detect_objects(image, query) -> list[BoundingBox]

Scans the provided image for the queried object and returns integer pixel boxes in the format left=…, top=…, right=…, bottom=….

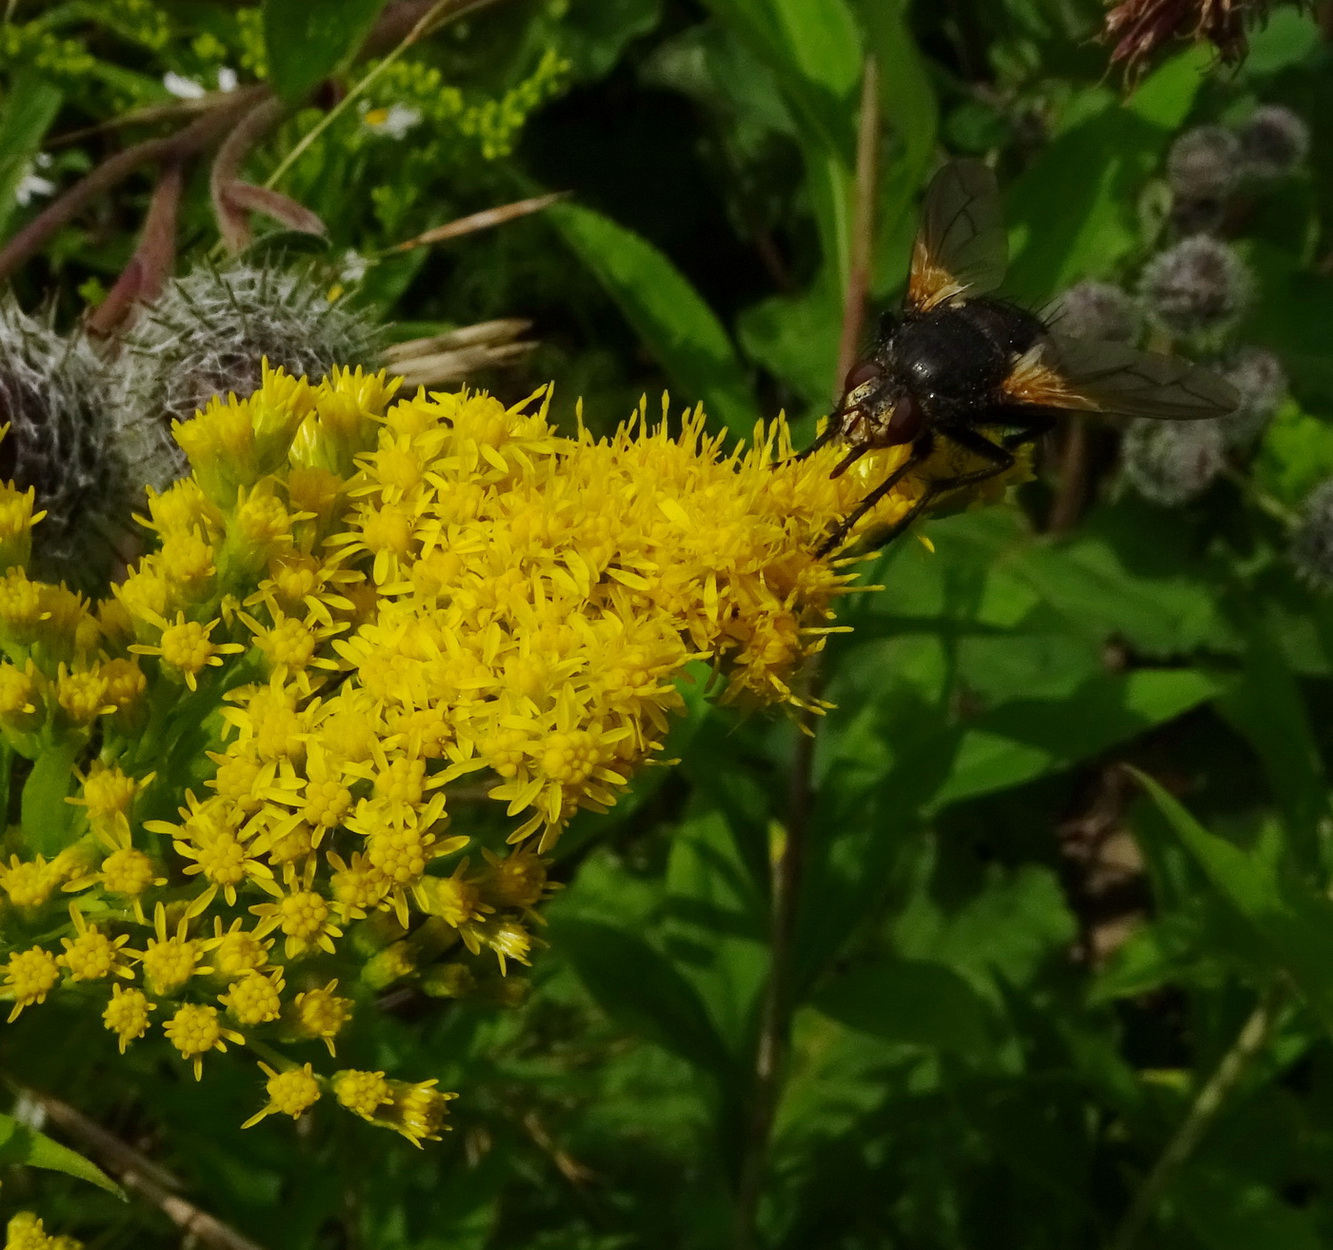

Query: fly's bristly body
left=812, top=160, right=1241, bottom=557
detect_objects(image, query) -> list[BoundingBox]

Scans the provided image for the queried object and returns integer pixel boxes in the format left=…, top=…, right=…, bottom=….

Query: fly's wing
left=1000, top=335, right=1240, bottom=421
left=907, top=160, right=1009, bottom=314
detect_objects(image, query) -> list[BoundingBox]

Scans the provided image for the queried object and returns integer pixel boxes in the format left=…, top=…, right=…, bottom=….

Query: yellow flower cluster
left=0, top=364, right=1020, bottom=1140
left=3, top=1212, right=81, bottom=1250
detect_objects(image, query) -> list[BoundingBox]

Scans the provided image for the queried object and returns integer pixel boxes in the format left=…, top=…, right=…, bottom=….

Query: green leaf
left=1175, top=1170, right=1323, bottom=1250
left=812, top=959, right=994, bottom=1059
left=0, top=74, right=62, bottom=241
left=1012, top=507, right=1234, bottom=657
left=1215, top=611, right=1329, bottom=871
left=1005, top=50, right=1206, bottom=304
left=261, top=0, right=387, bottom=104
left=22, top=739, right=82, bottom=856
left=698, top=0, right=858, bottom=156
left=663, top=803, right=768, bottom=1052
left=0, top=1113, right=125, bottom=1198
left=928, top=668, right=1224, bottom=812
left=736, top=278, right=841, bottom=406
left=548, top=203, right=756, bottom=435
left=1239, top=5, right=1321, bottom=77
left=1130, top=768, right=1333, bottom=1035
left=547, top=916, right=735, bottom=1077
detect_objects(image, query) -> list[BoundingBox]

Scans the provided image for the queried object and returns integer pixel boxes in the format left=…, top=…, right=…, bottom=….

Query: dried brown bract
left=1103, top=0, right=1302, bottom=79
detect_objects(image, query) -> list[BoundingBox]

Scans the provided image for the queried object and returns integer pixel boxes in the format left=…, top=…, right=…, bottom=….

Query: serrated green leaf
left=261, top=0, right=387, bottom=104
left=548, top=203, right=755, bottom=435
left=0, top=1113, right=125, bottom=1198
left=1130, top=768, right=1333, bottom=1035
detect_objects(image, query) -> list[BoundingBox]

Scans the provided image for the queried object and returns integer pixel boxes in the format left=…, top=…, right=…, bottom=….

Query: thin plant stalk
left=1105, top=988, right=1281, bottom=1250
left=733, top=56, right=880, bottom=1250
left=262, top=0, right=503, bottom=193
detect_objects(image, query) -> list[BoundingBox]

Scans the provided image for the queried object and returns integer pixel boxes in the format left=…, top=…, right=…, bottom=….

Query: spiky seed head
left=1167, top=125, right=1242, bottom=202
left=0, top=296, right=131, bottom=591
left=1121, top=417, right=1225, bottom=506
left=1217, top=346, right=1286, bottom=447
left=1291, top=479, right=1333, bottom=589
left=1238, top=105, right=1309, bottom=179
left=1139, top=236, right=1252, bottom=340
left=114, top=261, right=381, bottom=488
left=1051, top=281, right=1141, bottom=343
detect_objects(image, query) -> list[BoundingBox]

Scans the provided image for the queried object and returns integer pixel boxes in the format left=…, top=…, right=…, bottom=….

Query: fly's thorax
left=890, top=308, right=1012, bottom=409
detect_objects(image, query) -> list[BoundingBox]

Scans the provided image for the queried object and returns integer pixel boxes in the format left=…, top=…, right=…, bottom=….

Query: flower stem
left=262, top=0, right=503, bottom=192
left=733, top=666, right=822, bottom=1250
left=1105, top=988, right=1281, bottom=1250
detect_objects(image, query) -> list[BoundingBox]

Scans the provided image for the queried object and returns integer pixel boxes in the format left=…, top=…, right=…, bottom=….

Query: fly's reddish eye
left=842, top=360, right=880, bottom=394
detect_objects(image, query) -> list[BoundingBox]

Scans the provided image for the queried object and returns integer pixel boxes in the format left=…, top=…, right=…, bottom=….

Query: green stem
left=262, top=0, right=476, bottom=192
left=733, top=664, right=823, bottom=1250
left=1105, top=988, right=1281, bottom=1250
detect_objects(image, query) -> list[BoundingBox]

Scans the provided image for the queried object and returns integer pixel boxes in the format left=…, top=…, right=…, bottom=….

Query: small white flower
left=15, top=158, right=55, bottom=206
left=339, top=251, right=369, bottom=284
left=163, top=71, right=206, bottom=100
left=216, top=66, right=239, bottom=93
left=360, top=103, right=423, bottom=140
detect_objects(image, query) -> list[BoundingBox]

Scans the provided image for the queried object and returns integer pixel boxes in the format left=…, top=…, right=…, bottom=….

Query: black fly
left=810, top=160, right=1239, bottom=557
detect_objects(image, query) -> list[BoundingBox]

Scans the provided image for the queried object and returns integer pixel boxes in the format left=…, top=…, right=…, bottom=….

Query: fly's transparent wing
left=1000, top=337, right=1238, bottom=421
left=1045, top=336, right=1240, bottom=421
left=907, top=160, right=1009, bottom=313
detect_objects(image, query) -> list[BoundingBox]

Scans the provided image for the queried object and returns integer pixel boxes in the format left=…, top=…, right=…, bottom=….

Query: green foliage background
left=6, top=1, right=1333, bottom=1247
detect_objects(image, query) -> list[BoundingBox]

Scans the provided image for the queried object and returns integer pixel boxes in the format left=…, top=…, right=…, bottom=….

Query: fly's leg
left=790, top=421, right=839, bottom=463
left=815, top=434, right=932, bottom=558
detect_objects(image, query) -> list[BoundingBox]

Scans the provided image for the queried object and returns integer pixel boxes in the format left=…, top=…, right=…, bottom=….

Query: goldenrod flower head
left=385, top=1078, right=456, bottom=1146
left=4, top=945, right=58, bottom=1019
left=95, top=846, right=164, bottom=897
left=102, top=984, right=155, bottom=1052
left=99, top=656, right=147, bottom=718
left=0, top=660, right=40, bottom=733
left=164, top=1002, right=243, bottom=1079
left=289, top=980, right=353, bottom=1054
left=0, top=854, right=61, bottom=909
left=331, top=1068, right=393, bottom=1119
left=210, top=917, right=272, bottom=979
left=0, top=482, right=42, bottom=572
left=138, top=902, right=211, bottom=994
left=54, top=662, right=112, bottom=727
left=480, top=848, right=552, bottom=911
left=0, top=568, right=45, bottom=650
left=5, top=1211, right=72, bottom=1250
left=479, top=916, right=538, bottom=976
left=251, top=884, right=342, bottom=958
left=219, top=967, right=284, bottom=1025
left=70, top=762, right=150, bottom=843
left=157, top=530, right=217, bottom=601
left=58, top=907, right=131, bottom=981
left=415, top=861, right=492, bottom=929
left=139, top=477, right=224, bottom=544
left=242, top=1061, right=322, bottom=1128
left=4, top=1212, right=45, bottom=1250
left=129, top=612, right=241, bottom=690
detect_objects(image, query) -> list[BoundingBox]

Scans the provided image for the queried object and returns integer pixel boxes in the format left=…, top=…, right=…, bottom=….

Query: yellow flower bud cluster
left=0, top=363, right=1018, bottom=1138
left=3, top=1212, right=82, bottom=1250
